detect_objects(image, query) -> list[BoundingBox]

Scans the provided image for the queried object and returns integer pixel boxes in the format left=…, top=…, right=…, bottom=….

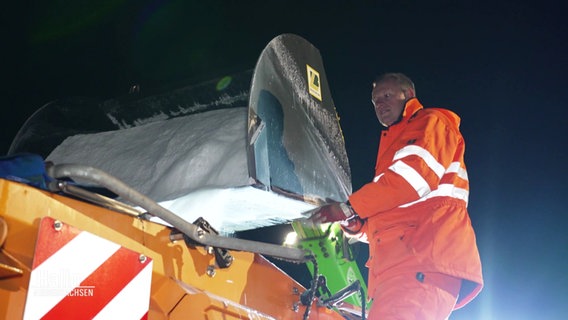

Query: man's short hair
left=373, top=73, right=416, bottom=97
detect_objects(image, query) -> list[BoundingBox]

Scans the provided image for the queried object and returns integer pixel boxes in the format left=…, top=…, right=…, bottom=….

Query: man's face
left=371, top=79, right=407, bottom=127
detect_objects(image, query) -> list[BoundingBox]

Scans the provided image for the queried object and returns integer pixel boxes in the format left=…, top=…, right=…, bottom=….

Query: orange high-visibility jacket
left=348, top=98, right=483, bottom=309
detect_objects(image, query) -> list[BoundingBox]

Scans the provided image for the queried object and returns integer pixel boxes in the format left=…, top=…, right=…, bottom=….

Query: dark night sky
left=4, top=1, right=568, bottom=318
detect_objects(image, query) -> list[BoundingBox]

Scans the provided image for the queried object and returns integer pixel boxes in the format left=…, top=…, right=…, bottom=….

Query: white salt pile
left=47, top=107, right=314, bottom=234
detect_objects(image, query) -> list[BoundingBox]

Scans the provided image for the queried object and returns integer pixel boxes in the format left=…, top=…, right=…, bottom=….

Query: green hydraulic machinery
left=292, top=219, right=371, bottom=313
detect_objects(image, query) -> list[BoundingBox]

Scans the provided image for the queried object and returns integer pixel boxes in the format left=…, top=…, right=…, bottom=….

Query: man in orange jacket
left=309, top=73, right=483, bottom=319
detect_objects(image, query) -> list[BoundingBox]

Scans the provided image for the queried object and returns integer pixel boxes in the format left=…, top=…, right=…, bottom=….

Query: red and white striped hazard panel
left=23, top=217, right=153, bottom=320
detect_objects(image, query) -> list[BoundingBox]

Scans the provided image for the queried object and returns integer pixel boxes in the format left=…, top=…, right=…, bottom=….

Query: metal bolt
left=53, top=220, right=63, bottom=231
left=206, top=265, right=216, bottom=277
left=139, top=254, right=147, bottom=264
left=197, top=228, right=205, bottom=238
left=292, top=287, right=300, bottom=295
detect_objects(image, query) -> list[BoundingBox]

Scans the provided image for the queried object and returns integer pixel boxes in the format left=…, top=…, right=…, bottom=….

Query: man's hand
left=308, top=202, right=355, bottom=224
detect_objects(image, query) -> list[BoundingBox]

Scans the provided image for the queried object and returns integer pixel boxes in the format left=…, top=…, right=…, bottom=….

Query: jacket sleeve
left=349, top=112, right=459, bottom=218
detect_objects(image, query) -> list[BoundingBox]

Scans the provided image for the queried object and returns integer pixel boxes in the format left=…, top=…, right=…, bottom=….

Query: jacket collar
left=389, top=98, right=423, bottom=127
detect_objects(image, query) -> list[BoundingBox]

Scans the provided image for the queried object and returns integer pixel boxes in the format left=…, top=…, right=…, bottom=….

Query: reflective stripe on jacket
left=348, top=98, right=483, bottom=309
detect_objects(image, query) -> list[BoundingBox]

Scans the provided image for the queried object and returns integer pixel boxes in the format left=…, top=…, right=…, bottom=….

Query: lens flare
left=216, top=76, right=232, bottom=91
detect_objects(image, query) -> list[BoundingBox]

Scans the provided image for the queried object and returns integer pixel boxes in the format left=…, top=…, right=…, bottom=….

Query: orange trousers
left=368, top=272, right=461, bottom=320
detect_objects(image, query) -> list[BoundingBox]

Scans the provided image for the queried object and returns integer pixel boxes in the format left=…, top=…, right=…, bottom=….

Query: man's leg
left=368, top=272, right=461, bottom=320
